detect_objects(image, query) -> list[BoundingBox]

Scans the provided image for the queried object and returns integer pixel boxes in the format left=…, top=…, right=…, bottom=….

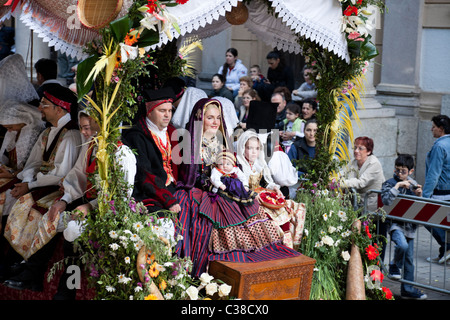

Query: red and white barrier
left=383, top=197, right=450, bottom=227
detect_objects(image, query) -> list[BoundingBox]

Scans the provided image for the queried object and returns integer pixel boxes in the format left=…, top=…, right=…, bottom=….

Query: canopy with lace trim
left=1, top=0, right=349, bottom=62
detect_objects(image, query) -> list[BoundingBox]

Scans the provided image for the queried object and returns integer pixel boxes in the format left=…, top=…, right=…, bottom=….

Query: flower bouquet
left=259, top=190, right=286, bottom=210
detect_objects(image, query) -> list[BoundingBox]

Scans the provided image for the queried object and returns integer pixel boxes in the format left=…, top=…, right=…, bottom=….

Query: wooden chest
left=209, top=254, right=316, bottom=300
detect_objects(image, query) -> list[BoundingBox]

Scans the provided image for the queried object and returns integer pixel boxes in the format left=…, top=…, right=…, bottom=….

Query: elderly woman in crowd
left=342, top=136, right=385, bottom=212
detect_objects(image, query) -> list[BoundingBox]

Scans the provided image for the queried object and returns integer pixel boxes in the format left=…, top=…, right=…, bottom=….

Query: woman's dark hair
left=242, top=88, right=260, bottom=101
left=302, top=98, right=317, bottom=111
left=432, top=114, right=450, bottom=134
left=273, top=86, right=292, bottom=102
left=212, top=73, right=226, bottom=85
left=286, top=102, right=301, bottom=115
left=304, top=118, right=318, bottom=129
left=354, top=136, right=374, bottom=155
left=221, top=48, right=238, bottom=80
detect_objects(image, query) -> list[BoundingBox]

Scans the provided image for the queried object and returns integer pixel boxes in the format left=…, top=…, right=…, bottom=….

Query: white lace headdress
left=0, top=100, right=45, bottom=170
left=171, top=86, right=207, bottom=129
left=0, top=53, right=40, bottom=105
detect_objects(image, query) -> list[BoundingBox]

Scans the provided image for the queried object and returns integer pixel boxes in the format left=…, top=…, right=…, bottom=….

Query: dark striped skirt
left=174, top=188, right=300, bottom=278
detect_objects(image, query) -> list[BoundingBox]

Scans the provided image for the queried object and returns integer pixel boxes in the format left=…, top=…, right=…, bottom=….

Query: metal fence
left=363, top=189, right=450, bottom=295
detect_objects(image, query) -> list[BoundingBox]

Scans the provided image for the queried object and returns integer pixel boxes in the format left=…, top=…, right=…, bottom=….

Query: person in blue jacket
left=422, top=115, right=450, bottom=264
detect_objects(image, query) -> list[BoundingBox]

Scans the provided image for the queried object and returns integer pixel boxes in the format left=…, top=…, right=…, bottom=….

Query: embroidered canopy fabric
left=2, top=0, right=349, bottom=61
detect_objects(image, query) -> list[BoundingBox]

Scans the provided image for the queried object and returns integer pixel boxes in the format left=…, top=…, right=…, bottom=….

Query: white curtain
left=8, top=0, right=348, bottom=61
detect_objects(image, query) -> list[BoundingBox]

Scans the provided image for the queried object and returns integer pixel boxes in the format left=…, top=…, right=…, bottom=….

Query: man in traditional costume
left=47, top=110, right=136, bottom=300
left=2, top=83, right=81, bottom=291
left=123, top=87, right=180, bottom=215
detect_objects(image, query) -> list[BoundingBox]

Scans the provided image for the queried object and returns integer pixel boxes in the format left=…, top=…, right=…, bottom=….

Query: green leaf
left=137, top=27, right=160, bottom=47
left=76, top=54, right=99, bottom=102
left=110, top=15, right=133, bottom=42
left=361, top=39, right=378, bottom=60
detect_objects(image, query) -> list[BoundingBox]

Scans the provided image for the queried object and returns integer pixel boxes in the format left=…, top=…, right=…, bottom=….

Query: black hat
left=163, top=77, right=186, bottom=101
left=143, top=87, right=176, bottom=102
left=245, top=100, right=278, bottom=131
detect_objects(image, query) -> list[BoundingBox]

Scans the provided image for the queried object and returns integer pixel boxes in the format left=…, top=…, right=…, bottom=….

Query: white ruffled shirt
left=18, top=113, right=82, bottom=190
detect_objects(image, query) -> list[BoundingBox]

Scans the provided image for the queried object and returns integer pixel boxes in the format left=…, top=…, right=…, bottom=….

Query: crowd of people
left=0, top=48, right=448, bottom=302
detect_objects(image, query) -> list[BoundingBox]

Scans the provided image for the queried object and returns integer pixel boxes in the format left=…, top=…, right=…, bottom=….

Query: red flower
left=365, top=225, right=372, bottom=239
left=365, top=244, right=379, bottom=260
left=175, top=0, right=189, bottom=4
left=370, top=269, right=384, bottom=283
left=344, top=5, right=358, bottom=16
left=382, top=287, right=393, bottom=300
left=357, top=0, right=363, bottom=5
left=146, top=0, right=158, bottom=13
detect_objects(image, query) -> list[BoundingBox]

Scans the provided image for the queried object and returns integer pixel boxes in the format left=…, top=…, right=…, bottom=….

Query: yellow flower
left=144, top=294, right=158, bottom=300
left=159, top=280, right=167, bottom=291
left=149, top=262, right=159, bottom=278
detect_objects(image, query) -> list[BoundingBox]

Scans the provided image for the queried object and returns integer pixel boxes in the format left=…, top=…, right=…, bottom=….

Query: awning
left=1, top=0, right=349, bottom=62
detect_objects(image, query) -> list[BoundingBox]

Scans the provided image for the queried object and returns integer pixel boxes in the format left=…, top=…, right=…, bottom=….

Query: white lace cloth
left=0, top=54, right=40, bottom=104
left=0, top=100, right=45, bottom=170
left=8, top=0, right=348, bottom=61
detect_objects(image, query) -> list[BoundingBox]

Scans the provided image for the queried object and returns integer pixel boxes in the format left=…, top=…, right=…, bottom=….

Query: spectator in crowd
left=381, top=154, right=427, bottom=300
left=234, top=76, right=253, bottom=116
left=210, top=73, right=233, bottom=102
left=422, top=115, right=450, bottom=264
left=288, top=119, right=318, bottom=177
left=272, top=92, right=287, bottom=130
left=292, top=66, right=317, bottom=102
left=265, top=51, right=295, bottom=94
left=217, top=48, right=247, bottom=98
left=34, top=58, right=61, bottom=99
left=341, top=136, right=385, bottom=212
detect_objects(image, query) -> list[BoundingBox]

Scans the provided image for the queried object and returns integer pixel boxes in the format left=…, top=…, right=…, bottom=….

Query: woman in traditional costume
left=0, top=100, right=45, bottom=223
left=174, top=98, right=299, bottom=277
left=236, top=130, right=306, bottom=250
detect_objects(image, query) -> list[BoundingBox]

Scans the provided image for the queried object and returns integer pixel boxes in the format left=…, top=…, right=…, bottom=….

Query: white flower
left=322, top=213, right=328, bottom=221
left=205, top=283, right=218, bottom=296
left=164, top=292, right=173, bottom=300
left=186, top=286, right=199, bottom=300
left=134, top=240, right=143, bottom=251
left=133, top=221, right=144, bottom=232
left=139, top=12, right=159, bottom=32
left=338, top=211, right=347, bottom=222
left=134, top=286, right=143, bottom=292
left=118, top=274, right=132, bottom=284
left=124, top=256, right=130, bottom=264
left=130, top=233, right=140, bottom=242
left=109, top=230, right=118, bottom=239
left=199, top=273, right=214, bottom=285
left=109, top=243, right=119, bottom=251
left=218, top=283, right=232, bottom=297
left=304, top=229, right=309, bottom=237
left=314, top=241, right=323, bottom=248
left=123, top=229, right=132, bottom=235
left=341, top=251, right=351, bottom=261
left=119, top=43, right=138, bottom=63
left=328, top=226, right=336, bottom=234
left=322, top=235, right=334, bottom=247
left=106, top=286, right=115, bottom=292
left=164, top=262, right=174, bottom=267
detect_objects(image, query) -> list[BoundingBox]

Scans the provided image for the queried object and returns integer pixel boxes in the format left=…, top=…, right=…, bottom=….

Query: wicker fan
left=225, top=2, right=249, bottom=25
left=78, top=0, right=123, bottom=29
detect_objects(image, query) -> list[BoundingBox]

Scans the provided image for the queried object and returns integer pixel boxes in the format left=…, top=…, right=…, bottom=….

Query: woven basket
left=136, top=237, right=171, bottom=300
left=225, top=2, right=249, bottom=25
left=78, top=0, right=123, bottom=29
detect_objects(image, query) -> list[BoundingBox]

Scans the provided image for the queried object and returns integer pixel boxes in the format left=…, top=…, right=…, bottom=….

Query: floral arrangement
left=295, top=180, right=393, bottom=300
left=293, top=0, right=386, bottom=186
left=71, top=175, right=230, bottom=300
left=60, top=0, right=233, bottom=301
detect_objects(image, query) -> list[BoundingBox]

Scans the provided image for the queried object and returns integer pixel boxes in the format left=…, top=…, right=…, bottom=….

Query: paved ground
left=382, top=225, right=450, bottom=300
